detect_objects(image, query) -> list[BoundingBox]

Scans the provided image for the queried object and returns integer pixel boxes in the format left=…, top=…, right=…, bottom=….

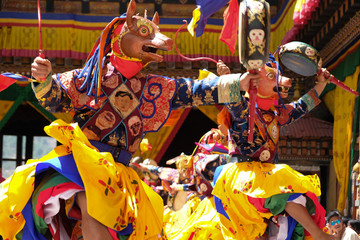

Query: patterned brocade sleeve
left=171, top=73, right=243, bottom=109
left=32, top=73, right=73, bottom=113
left=297, top=88, right=322, bottom=112
left=278, top=88, right=322, bottom=126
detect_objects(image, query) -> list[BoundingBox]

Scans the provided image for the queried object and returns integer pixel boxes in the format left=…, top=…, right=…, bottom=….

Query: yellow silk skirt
left=212, top=162, right=322, bottom=239
left=163, top=195, right=229, bottom=240
left=0, top=119, right=164, bottom=240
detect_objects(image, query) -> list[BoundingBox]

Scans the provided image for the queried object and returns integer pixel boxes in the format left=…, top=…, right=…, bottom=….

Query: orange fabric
left=217, top=107, right=231, bottom=129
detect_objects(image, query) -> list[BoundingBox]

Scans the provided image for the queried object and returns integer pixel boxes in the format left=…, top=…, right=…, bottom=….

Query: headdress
left=77, top=16, right=125, bottom=102
left=77, top=13, right=144, bottom=103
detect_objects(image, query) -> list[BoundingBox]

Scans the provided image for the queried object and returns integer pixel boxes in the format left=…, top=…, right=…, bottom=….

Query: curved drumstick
left=318, top=69, right=359, bottom=96
left=37, top=0, right=46, bottom=82
left=248, top=70, right=257, bottom=143
left=37, top=0, right=44, bottom=59
left=174, top=20, right=218, bottom=64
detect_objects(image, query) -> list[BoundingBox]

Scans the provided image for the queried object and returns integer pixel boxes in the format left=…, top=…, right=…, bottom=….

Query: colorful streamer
left=188, top=0, right=230, bottom=37
left=219, top=0, right=239, bottom=55
left=0, top=73, right=33, bottom=91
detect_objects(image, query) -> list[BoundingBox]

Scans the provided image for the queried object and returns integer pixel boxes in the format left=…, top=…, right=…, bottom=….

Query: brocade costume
left=164, top=89, right=327, bottom=240
left=0, top=58, right=244, bottom=240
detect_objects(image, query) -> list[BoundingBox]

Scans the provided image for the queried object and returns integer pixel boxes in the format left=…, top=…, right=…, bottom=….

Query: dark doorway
left=159, top=108, right=217, bottom=166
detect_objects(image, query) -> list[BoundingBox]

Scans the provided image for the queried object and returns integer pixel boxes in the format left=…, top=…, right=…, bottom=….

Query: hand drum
left=278, top=41, right=321, bottom=77
left=239, top=0, right=271, bottom=70
left=239, top=0, right=271, bottom=142
left=279, top=41, right=359, bottom=96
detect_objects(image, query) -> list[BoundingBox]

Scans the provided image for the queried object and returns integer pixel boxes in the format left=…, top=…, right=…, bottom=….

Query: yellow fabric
left=198, top=69, right=217, bottom=80
left=0, top=12, right=299, bottom=63
left=0, top=17, right=231, bottom=59
left=0, top=119, right=165, bottom=240
left=0, top=143, right=70, bottom=239
left=323, top=90, right=335, bottom=116
left=0, top=163, right=36, bottom=238
left=164, top=25, right=230, bottom=57
left=164, top=196, right=225, bottom=240
left=140, top=138, right=151, bottom=153
left=0, top=138, right=72, bottom=239
left=269, top=1, right=296, bottom=53
left=212, top=162, right=322, bottom=239
left=163, top=195, right=201, bottom=236
left=197, top=105, right=221, bottom=124
left=187, top=7, right=201, bottom=37
left=136, top=123, right=177, bottom=161
left=333, top=66, right=360, bottom=212
left=294, top=0, right=307, bottom=12
left=52, top=112, right=74, bottom=123
left=0, top=20, right=103, bottom=53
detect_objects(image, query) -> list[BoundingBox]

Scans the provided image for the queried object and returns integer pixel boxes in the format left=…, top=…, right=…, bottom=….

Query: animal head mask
left=78, top=0, right=173, bottom=99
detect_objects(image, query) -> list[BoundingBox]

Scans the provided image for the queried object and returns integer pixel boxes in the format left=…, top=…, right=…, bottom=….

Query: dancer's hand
left=239, top=71, right=261, bottom=92
left=217, top=60, right=231, bottom=76
left=314, top=68, right=330, bottom=96
left=316, top=68, right=331, bottom=85
left=31, top=56, right=52, bottom=82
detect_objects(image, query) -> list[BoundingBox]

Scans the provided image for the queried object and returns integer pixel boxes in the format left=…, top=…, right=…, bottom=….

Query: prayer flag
left=219, top=0, right=239, bottom=54
left=189, top=0, right=230, bottom=37
left=0, top=73, right=32, bottom=91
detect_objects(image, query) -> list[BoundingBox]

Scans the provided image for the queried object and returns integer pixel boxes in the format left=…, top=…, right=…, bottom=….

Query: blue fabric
left=90, top=140, right=132, bottom=166
left=35, top=154, right=84, bottom=188
left=1, top=72, right=30, bottom=82
left=285, top=216, right=298, bottom=240
left=195, top=0, right=230, bottom=37
left=212, top=165, right=230, bottom=220
left=285, top=193, right=303, bottom=240
left=21, top=155, right=83, bottom=240
left=22, top=201, right=48, bottom=240
left=31, top=154, right=134, bottom=237
left=287, top=193, right=302, bottom=201
left=117, top=223, right=133, bottom=236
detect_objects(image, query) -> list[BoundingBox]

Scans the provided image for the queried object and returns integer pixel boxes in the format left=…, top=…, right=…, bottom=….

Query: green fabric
left=264, top=193, right=292, bottom=215
left=15, top=230, right=23, bottom=240
left=305, top=195, right=316, bottom=216
left=265, top=194, right=318, bottom=240
left=118, top=234, right=130, bottom=240
left=291, top=223, right=305, bottom=240
left=32, top=171, right=72, bottom=237
left=290, top=195, right=317, bottom=240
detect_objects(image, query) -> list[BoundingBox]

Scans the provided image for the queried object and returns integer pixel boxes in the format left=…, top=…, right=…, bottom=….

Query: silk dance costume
left=0, top=12, right=246, bottom=240
left=163, top=65, right=328, bottom=240
left=210, top=88, right=326, bottom=240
